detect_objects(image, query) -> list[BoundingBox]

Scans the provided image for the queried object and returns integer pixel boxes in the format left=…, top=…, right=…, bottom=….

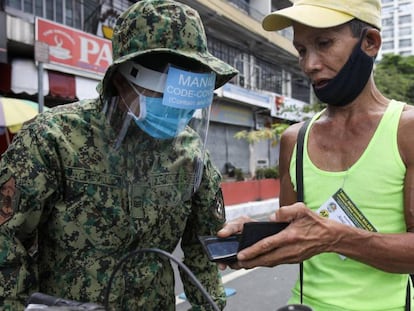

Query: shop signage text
left=36, top=18, right=112, bottom=79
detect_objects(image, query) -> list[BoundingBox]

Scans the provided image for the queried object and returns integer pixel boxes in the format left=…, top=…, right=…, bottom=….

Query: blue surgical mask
left=129, top=94, right=195, bottom=140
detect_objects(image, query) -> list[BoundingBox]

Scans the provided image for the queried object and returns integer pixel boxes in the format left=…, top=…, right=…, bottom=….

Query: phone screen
left=199, top=222, right=289, bottom=263
left=199, top=235, right=239, bottom=262
left=206, top=239, right=239, bottom=258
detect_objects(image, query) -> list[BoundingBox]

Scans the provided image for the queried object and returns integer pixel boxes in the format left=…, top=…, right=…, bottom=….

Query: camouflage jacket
left=0, top=98, right=226, bottom=310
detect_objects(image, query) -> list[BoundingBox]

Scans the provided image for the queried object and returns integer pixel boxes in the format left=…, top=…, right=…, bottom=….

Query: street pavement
left=174, top=254, right=298, bottom=311
left=224, top=198, right=280, bottom=221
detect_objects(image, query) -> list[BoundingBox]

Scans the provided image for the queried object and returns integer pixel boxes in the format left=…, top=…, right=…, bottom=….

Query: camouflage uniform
left=0, top=98, right=228, bottom=310
left=0, top=0, right=237, bottom=310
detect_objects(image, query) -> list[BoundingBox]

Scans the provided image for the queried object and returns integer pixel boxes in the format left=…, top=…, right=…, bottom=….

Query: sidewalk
left=225, top=198, right=280, bottom=221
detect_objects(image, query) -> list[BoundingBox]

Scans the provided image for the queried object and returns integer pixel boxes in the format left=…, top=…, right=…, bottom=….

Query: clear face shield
left=105, top=61, right=216, bottom=193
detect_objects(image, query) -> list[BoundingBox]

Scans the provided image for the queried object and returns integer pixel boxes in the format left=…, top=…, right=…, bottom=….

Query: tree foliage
left=234, top=123, right=289, bottom=146
left=374, top=54, right=414, bottom=105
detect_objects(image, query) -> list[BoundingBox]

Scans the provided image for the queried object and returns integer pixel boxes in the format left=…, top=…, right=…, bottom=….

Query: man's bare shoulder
left=398, top=104, right=414, bottom=165
left=281, top=121, right=306, bottom=142
left=403, top=103, right=414, bottom=110
left=400, top=104, right=414, bottom=125
left=279, top=121, right=309, bottom=159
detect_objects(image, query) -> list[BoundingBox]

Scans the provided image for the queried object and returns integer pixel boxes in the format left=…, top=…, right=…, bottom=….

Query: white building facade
left=380, top=0, right=414, bottom=58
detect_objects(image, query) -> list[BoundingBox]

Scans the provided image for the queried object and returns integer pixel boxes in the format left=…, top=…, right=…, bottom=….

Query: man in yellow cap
left=218, top=1, right=414, bottom=310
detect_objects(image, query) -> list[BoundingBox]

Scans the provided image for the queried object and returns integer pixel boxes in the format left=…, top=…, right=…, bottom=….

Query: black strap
left=296, top=120, right=309, bottom=203
left=406, top=274, right=414, bottom=311
left=406, top=280, right=411, bottom=311
left=295, top=119, right=310, bottom=304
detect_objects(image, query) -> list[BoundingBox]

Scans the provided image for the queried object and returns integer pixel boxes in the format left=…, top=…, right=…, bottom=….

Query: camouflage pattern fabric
left=0, top=98, right=226, bottom=310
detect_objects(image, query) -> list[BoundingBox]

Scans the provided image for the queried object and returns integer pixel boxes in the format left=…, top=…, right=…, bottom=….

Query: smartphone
left=198, top=235, right=241, bottom=263
left=199, top=221, right=289, bottom=263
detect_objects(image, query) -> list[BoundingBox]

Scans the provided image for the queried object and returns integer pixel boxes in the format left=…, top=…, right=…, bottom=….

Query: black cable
left=103, top=248, right=220, bottom=311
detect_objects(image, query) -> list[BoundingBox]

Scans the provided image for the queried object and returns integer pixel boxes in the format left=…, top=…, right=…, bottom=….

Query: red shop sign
left=35, top=17, right=112, bottom=78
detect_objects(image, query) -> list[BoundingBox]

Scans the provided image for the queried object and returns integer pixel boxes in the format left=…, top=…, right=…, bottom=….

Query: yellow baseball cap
left=262, top=0, right=382, bottom=31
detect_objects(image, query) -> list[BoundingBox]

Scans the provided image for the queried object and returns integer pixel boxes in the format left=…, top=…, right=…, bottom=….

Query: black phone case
left=198, top=222, right=289, bottom=264
left=238, top=221, right=289, bottom=251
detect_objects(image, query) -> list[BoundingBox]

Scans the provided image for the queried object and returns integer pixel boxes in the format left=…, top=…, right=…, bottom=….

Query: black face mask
left=313, top=30, right=374, bottom=107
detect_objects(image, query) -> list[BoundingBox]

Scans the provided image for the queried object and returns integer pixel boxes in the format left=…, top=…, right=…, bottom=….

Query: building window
left=292, top=76, right=310, bottom=103
left=207, top=24, right=308, bottom=98
left=382, top=17, right=394, bottom=27
left=256, top=58, right=283, bottom=94
left=382, top=5, right=395, bottom=16
left=399, top=38, right=411, bottom=48
left=399, top=26, right=411, bottom=36
left=5, top=0, right=99, bottom=31
left=382, top=41, right=394, bottom=50
left=56, top=0, right=63, bottom=23
left=399, top=15, right=412, bottom=24
left=398, top=2, right=412, bottom=12
left=208, top=37, right=242, bottom=84
left=382, top=28, right=394, bottom=38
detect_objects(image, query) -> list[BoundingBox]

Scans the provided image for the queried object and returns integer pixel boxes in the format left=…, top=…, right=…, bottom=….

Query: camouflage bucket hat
left=100, top=0, right=238, bottom=95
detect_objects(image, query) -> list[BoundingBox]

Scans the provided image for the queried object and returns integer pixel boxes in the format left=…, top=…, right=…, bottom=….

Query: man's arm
left=278, top=122, right=303, bottom=207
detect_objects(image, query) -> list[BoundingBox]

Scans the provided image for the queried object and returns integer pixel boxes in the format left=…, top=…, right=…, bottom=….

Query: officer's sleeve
left=180, top=152, right=226, bottom=311
left=0, top=120, right=60, bottom=310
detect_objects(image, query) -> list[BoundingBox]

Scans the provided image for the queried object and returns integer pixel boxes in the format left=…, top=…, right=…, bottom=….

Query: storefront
left=209, top=83, right=277, bottom=176
left=1, top=15, right=108, bottom=105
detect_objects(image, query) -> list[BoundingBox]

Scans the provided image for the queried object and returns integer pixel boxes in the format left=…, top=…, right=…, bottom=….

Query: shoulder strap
left=295, top=119, right=310, bottom=305
left=296, top=120, right=310, bottom=203
left=406, top=275, right=412, bottom=311
left=405, top=281, right=410, bottom=311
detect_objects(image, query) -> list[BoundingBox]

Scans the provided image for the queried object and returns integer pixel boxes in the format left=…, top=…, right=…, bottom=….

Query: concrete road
left=174, top=248, right=298, bottom=311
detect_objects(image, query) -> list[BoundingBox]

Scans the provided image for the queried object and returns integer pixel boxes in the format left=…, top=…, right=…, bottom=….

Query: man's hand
left=235, top=202, right=337, bottom=269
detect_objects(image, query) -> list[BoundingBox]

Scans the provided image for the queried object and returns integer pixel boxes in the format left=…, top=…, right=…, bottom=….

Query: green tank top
left=289, top=100, right=410, bottom=310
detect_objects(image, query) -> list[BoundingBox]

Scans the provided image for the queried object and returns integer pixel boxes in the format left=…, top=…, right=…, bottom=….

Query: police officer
left=0, top=0, right=237, bottom=310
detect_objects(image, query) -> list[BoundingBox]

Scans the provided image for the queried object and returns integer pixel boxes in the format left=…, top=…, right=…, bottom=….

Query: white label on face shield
left=163, top=66, right=216, bottom=109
